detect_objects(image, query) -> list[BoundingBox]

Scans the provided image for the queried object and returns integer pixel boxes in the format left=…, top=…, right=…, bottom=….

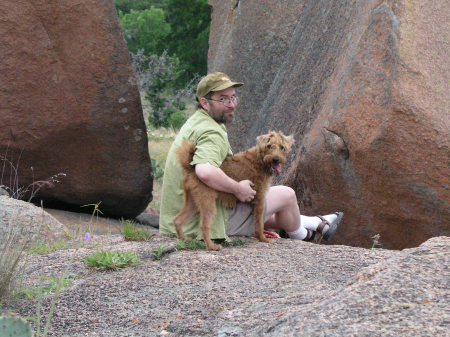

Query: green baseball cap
left=196, top=72, right=244, bottom=100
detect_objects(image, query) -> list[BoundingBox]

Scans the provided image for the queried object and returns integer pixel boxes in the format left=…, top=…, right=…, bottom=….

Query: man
left=159, top=72, right=343, bottom=242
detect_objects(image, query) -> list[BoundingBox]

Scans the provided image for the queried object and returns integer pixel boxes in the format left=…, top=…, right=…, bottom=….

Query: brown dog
left=173, top=131, right=294, bottom=251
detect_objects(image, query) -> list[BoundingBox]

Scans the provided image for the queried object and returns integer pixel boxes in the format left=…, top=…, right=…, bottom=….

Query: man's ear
left=199, top=97, right=209, bottom=111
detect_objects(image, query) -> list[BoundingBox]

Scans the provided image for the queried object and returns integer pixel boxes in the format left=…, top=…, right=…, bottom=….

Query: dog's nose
left=272, top=157, right=279, bottom=163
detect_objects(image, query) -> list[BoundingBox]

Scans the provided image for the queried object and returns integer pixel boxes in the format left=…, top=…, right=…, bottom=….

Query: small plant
left=175, top=238, right=188, bottom=250
left=0, top=222, right=30, bottom=302
left=150, top=158, right=164, bottom=180
left=85, top=250, right=143, bottom=271
left=121, top=219, right=156, bottom=241
left=175, top=238, right=247, bottom=251
left=371, top=234, right=382, bottom=248
left=224, top=238, right=248, bottom=247
left=175, top=238, right=206, bottom=251
left=17, top=275, right=76, bottom=300
left=28, top=239, right=68, bottom=255
left=152, top=241, right=167, bottom=260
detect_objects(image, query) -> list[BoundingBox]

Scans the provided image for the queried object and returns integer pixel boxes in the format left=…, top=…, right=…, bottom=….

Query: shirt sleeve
left=190, top=130, right=229, bottom=167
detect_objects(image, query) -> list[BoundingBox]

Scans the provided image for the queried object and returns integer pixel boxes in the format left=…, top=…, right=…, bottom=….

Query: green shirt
left=159, top=109, right=233, bottom=241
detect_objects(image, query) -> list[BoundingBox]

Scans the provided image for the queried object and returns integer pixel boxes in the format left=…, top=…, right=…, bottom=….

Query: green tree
left=131, top=51, right=187, bottom=128
left=119, top=7, right=170, bottom=56
left=165, top=0, right=211, bottom=85
left=114, top=0, right=168, bottom=14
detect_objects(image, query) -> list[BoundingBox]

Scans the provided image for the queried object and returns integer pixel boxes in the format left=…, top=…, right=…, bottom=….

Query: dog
left=173, top=131, right=294, bottom=251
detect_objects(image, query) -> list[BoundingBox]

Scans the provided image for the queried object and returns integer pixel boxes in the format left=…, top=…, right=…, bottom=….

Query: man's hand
left=195, top=163, right=256, bottom=202
left=235, top=180, right=256, bottom=202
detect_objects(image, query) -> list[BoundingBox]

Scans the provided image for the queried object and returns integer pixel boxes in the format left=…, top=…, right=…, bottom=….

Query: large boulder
left=0, top=196, right=68, bottom=245
left=0, top=0, right=152, bottom=218
left=208, top=0, right=450, bottom=249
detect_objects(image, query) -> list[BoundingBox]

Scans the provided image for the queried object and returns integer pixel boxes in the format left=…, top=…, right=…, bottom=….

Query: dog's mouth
left=270, top=163, right=282, bottom=174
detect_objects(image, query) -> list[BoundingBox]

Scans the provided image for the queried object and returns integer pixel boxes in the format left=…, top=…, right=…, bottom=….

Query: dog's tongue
left=272, top=163, right=282, bottom=173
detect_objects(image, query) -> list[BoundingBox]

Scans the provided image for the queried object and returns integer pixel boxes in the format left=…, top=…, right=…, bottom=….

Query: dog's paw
left=207, top=244, right=222, bottom=251
left=258, top=236, right=272, bottom=244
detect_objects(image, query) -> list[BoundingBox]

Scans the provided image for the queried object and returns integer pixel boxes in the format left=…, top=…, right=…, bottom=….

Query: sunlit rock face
left=208, top=0, right=450, bottom=249
left=0, top=0, right=153, bottom=218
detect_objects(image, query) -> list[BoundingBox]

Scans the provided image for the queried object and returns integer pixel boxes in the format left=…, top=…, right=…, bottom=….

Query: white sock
left=300, top=213, right=338, bottom=234
left=286, top=226, right=308, bottom=240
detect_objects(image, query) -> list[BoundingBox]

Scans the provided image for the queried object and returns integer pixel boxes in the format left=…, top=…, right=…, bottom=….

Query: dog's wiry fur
left=173, top=131, right=294, bottom=251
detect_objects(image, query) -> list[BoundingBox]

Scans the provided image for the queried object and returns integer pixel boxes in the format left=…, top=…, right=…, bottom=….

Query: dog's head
left=256, top=131, right=294, bottom=174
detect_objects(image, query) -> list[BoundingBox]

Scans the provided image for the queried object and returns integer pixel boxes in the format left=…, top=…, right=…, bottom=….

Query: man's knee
left=284, top=186, right=297, bottom=205
left=272, top=186, right=297, bottom=205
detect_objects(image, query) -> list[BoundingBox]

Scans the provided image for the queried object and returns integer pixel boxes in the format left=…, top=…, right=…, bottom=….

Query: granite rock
left=208, top=0, right=450, bottom=249
left=0, top=0, right=152, bottom=218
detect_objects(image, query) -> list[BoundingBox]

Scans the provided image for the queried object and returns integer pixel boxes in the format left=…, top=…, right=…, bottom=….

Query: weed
left=121, top=219, right=156, bottom=241
left=371, top=234, right=382, bottom=248
left=147, top=127, right=179, bottom=211
left=175, top=238, right=205, bottom=251
left=0, top=219, right=30, bottom=301
left=152, top=241, right=167, bottom=260
left=85, top=250, right=143, bottom=271
left=151, top=158, right=164, bottom=180
left=28, top=239, right=68, bottom=255
left=224, top=238, right=248, bottom=247
left=17, top=275, right=76, bottom=300
left=175, top=238, right=247, bottom=251
left=1, top=145, right=66, bottom=202
left=175, top=238, right=188, bottom=250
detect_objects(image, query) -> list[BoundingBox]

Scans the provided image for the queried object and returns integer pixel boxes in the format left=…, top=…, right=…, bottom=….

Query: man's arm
left=195, top=162, right=256, bottom=202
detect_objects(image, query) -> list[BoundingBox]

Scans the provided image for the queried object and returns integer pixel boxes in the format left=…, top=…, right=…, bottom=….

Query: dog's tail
left=175, top=140, right=196, bottom=173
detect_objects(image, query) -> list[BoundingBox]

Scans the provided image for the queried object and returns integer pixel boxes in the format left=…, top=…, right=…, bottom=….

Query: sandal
left=278, top=228, right=317, bottom=241
left=303, top=228, right=317, bottom=242
left=318, top=212, right=343, bottom=241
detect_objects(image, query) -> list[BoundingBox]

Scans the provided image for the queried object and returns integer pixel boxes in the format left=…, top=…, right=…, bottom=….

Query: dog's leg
left=254, top=199, right=271, bottom=243
left=173, top=195, right=198, bottom=241
left=198, top=199, right=222, bottom=251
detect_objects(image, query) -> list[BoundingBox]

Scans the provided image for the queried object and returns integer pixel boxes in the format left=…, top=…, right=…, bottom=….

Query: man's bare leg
left=264, top=186, right=339, bottom=240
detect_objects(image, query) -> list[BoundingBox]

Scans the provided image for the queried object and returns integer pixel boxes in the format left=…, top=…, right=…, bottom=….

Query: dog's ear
left=257, top=134, right=271, bottom=145
left=283, top=135, right=295, bottom=149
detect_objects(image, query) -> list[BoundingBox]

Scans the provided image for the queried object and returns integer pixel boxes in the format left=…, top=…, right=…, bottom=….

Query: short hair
left=196, top=91, right=214, bottom=109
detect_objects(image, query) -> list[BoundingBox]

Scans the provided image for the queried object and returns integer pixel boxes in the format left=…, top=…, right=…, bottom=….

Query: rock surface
left=5, top=234, right=449, bottom=336
left=208, top=0, right=450, bottom=249
left=0, top=196, right=68, bottom=245
left=0, top=0, right=152, bottom=218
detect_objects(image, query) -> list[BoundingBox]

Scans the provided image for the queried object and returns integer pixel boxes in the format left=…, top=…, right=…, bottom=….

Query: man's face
left=202, top=86, right=237, bottom=124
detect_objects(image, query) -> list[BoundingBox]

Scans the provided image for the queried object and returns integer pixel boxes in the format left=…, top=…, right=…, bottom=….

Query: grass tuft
left=147, top=127, right=178, bottom=211
left=85, top=250, right=143, bottom=271
left=175, top=238, right=206, bottom=251
left=16, top=275, right=76, bottom=300
left=120, top=219, right=156, bottom=241
left=224, top=238, right=248, bottom=247
left=28, top=239, right=68, bottom=255
left=0, top=218, right=30, bottom=302
left=152, top=241, right=168, bottom=260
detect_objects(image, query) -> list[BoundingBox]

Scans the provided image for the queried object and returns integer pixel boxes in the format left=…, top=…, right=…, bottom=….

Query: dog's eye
left=267, top=145, right=271, bottom=149
left=280, top=146, right=284, bottom=150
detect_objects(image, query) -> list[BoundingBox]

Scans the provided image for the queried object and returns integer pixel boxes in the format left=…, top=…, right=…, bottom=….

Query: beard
left=208, top=105, right=235, bottom=124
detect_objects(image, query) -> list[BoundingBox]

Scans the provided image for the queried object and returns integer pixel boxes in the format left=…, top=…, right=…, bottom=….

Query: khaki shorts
left=226, top=201, right=267, bottom=237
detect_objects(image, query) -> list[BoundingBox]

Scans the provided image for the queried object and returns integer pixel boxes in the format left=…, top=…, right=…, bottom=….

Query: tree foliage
left=131, top=50, right=188, bottom=129
left=114, top=0, right=210, bottom=128
left=165, top=0, right=211, bottom=85
left=114, top=0, right=168, bottom=14
left=119, top=7, right=170, bottom=56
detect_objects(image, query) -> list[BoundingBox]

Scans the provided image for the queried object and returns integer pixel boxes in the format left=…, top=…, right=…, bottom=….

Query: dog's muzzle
left=271, top=158, right=282, bottom=173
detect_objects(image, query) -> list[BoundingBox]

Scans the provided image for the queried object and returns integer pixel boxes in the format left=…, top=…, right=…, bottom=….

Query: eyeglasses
left=207, top=96, right=239, bottom=107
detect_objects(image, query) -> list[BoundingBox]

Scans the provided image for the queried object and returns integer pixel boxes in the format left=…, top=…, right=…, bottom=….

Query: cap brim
left=211, top=81, right=244, bottom=92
